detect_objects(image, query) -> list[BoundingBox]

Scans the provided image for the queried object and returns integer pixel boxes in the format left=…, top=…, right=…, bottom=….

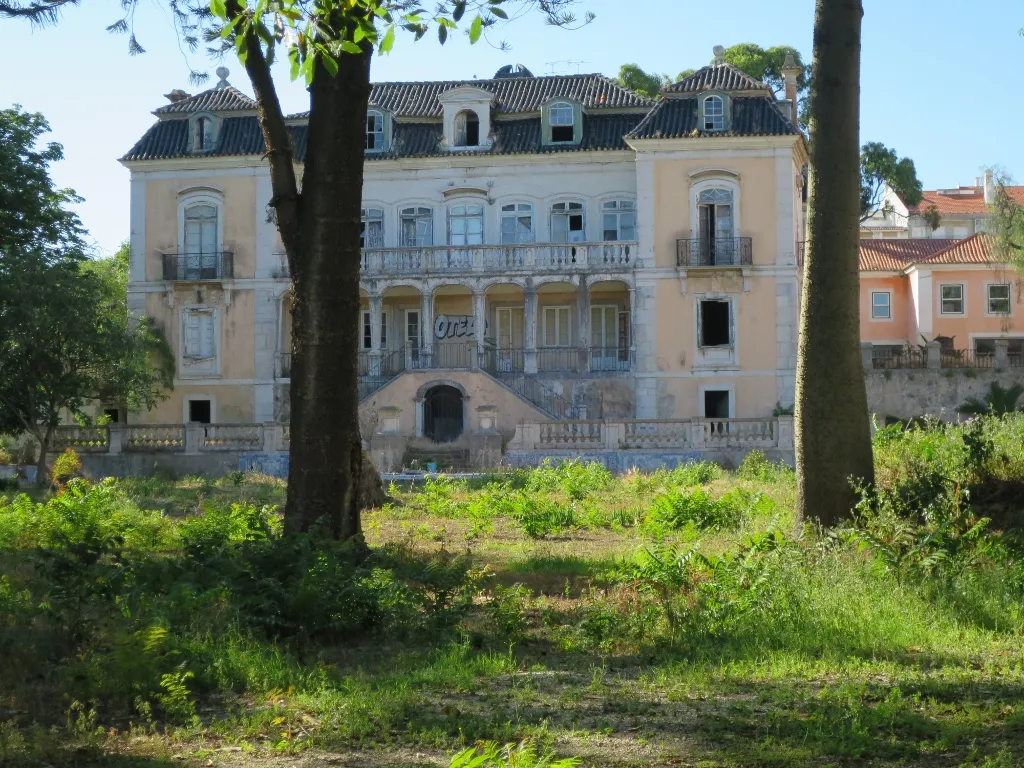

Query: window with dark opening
left=188, top=399, right=212, bottom=424
left=699, top=300, right=731, bottom=347
left=704, top=390, right=730, bottom=419
left=103, top=408, right=120, bottom=423
left=362, top=311, right=372, bottom=350
left=454, top=110, right=480, bottom=147
left=549, top=101, right=575, bottom=142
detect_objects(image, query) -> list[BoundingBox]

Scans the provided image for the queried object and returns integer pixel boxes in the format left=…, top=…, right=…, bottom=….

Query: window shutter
left=200, top=313, right=215, bottom=358
left=184, top=313, right=200, bottom=357
left=558, top=307, right=570, bottom=346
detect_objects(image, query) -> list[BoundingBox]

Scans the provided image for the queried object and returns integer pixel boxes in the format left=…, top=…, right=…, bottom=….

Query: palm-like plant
left=957, top=382, right=1024, bottom=416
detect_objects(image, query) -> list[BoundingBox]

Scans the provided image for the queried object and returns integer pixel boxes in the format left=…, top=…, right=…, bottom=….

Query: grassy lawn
left=2, top=417, right=1024, bottom=767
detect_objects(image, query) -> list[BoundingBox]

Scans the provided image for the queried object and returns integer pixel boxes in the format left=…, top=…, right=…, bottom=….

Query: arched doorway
left=424, top=385, right=464, bottom=443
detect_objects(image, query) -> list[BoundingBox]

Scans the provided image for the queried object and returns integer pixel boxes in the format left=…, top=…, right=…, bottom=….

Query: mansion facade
left=120, top=55, right=806, bottom=448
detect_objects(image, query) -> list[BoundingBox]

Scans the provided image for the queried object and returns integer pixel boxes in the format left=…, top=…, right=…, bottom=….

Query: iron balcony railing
left=162, top=252, right=234, bottom=281
left=358, top=349, right=406, bottom=400
left=588, top=346, right=633, bottom=372
left=536, top=347, right=583, bottom=373
left=676, top=237, right=752, bottom=267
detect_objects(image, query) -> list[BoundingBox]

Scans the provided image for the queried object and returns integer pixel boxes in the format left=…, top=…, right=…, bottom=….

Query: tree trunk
left=283, top=49, right=372, bottom=539
left=34, top=424, right=52, bottom=488
left=795, top=0, right=874, bottom=526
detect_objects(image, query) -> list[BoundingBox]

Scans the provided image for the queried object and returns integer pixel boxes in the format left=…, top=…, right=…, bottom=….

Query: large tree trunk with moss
left=239, top=18, right=372, bottom=539
left=795, top=0, right=874, bottom=526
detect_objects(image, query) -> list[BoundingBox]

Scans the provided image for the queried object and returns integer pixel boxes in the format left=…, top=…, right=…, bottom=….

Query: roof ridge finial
left=215, top=66, right=230, bottom=89
left=713, top=45, right=725, bottom=66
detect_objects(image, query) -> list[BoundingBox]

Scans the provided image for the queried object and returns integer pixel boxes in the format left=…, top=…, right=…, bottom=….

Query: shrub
left=51, top=448, right=82, bottom=488
left=647, top=487, right=747, bottom=531
left=736, top=449, right=794, bottom=484
left=667, top=460, right=720, bottom=487
left=525, top=460, right=611, bottom=500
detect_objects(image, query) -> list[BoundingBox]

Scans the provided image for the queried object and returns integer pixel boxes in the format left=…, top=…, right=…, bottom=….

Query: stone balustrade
left=510, top=416, right=793, bottom=452
left=53, top=423, right=290, bottom=456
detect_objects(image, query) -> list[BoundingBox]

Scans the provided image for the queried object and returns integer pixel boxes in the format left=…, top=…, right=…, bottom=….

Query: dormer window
left=549, top=102, right=575, bottom=142
left=366, top=110, right=385, bottom=151
left=191, top=114, right=216, bottom=152
left=703, top=95, right=725, bottom=131
left=454, top=110, right=480, bottom=147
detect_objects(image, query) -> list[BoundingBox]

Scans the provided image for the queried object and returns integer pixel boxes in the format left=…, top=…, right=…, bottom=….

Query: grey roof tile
left=626, top=97, right=798, bottom=140
left=154, top=84, right=258, bottom=114
left=664, top=63, right=769, bottom=94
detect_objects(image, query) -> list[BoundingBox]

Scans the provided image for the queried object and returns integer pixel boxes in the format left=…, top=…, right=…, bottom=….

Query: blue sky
left=1, top=0, right=1021, bottom=255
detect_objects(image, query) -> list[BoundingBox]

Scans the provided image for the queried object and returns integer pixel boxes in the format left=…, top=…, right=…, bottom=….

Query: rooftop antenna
left=544, top=59, right=587, bottom=75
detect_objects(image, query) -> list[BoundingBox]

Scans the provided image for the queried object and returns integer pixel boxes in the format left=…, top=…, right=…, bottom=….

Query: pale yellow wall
left=144, top=175, right=258, bottom=280
left=653, top=376, right=779, bottom=422
left=138, top=384, right=255, bottom=424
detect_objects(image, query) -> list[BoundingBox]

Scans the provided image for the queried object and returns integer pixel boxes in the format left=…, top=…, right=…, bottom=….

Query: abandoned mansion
left=112, top=53, right=809, bottom=467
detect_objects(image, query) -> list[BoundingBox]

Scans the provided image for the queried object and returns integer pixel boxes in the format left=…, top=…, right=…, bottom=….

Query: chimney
left=781, top=54, right=802, bottom=125
left=974, top=176, right=981, bottom=187
left=984, top=169, right=995, bottom=205
left=713, top=45, right=725, bottom=66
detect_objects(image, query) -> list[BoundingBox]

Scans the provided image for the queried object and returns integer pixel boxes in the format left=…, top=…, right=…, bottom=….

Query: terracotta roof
left=858, top=238, right=958, bottom=271
left=908, top=186, right=1024, bottom=216
left=663, top=63, right=770, bottom=94
left=626, top=96, right=798, bottom=140
left=154, top=84, right=257, bottom=114
left=288, top=74, right=652, bottom=119
left=916, top=233, right=998, bottom=265
left=121, top=113, right=642, bottom=162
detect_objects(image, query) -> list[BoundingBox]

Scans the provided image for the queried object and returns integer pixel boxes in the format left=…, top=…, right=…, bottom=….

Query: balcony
left=676, top=238, right=752, bottom=268
left=361, top=242, right=636, bottom=277
left=162, top=252, right=234, bottom=281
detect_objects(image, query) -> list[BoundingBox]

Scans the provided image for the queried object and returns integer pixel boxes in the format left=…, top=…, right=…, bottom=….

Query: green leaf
left=452, top=0, right=466, bottom=22
left=488, top=6, right=507, bottom=19
left=379, top=24, right=395, bottom=54
left=468, top=14, right=483, bottom=43
left=209, top=0, right=226, bottom=19
left=321, top=53, right=339, bottom=76
left=437, top=23, right=447, bottom=45
left=340, top=40, right=362, bottom=54
left=288, top=49, right=301, bottom=81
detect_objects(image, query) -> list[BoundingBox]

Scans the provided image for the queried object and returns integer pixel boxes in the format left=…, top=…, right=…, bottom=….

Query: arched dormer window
left=542, top=99, right=582, bottom=146
left=190, top=113, right=217, bottom=153
left=702, top=95, right=726, bottom=131
left=365, top=109, right=386, bottom=151
left=453, top=109, right=480, bottom=147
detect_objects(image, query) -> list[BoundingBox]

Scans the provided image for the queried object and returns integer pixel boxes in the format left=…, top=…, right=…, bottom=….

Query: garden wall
left=865, top=369, right=1024, bottom=421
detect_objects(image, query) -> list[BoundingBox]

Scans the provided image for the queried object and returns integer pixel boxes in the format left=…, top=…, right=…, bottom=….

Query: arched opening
left=424, top=385, right=464, bottom=443
left=453, top=109, right=480, bottom=147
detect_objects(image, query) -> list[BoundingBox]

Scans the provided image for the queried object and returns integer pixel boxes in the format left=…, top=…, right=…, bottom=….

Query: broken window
left=699, top=299, right=731, bottom=347
left=549, top=101, right=575, bottom=142
left=454, top=110, right=480, bottom=147
left=188, top=399, right=212, bottom=424
left=551, top=201, right=585, bottom=243
left=704, top=390, right=730, bottom=419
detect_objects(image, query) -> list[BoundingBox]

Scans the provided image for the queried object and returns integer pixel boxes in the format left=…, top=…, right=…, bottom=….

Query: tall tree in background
left=988, top=174, right=1024, bottom=271
left=860, top=141, right=923, bottom=222
left=794, top=0, right=874, bottom=526
left=0, top=108, right=171, bottom=483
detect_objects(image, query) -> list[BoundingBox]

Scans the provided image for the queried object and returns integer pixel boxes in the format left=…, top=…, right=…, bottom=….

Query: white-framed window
left=366, top=110, right=385, bottom=151
left=700, top=387, right=733, bottom=419
left=453, top=109, right=480, bottom=147
left=550, top=201, right=585, bottom=243
left=703, top=95, right=725, bottom=131
left=549, top=101, right=575, bottom=143
left=500, top=203, right=535, bottom=244
left=184, top=203, right=218, bottom=255
left=399, top=206, right=433, bottom=246
left=361, top=310, right=388, bottom=350
left=987, top=283, right=1011, bottom=314
left=184, top=396, right=215, bottom=424
left=360, top=208, right=384, bottom=248
left=191, top=114, right=216, bottom=152
left=448, top=203, right=484, bottom=245
left=696, top=187, right=736, bottom=265
left=871, top=291, right=891, bottom=320
left=940, top=284, right=964, bottom=315
left=698, top=298, right=732, bottom=348
left=183, top=309, right=216, bottom=360
left=541, top=306, right=572, bottom=347
left=602, top=200, right=636, bottom=241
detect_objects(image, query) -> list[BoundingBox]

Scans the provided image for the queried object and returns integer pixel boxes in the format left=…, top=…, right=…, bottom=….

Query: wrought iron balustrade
left=162, top=252, right=234, bottom=281
left=676, top=237, right=752, bottom=267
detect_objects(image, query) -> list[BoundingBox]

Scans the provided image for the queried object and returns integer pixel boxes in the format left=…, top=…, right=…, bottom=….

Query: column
left=369, top=293, right=383, bottom=369
left=524, top=287, right=538, bottom=374
left=472, top=289, right=486, bottom=369
left=628, top=284, right=637, bottom=370
left=420, top=289, right=433, bottom=369
left=926, top=340, right=941, bottom=370
left=577, top=277, right=591, bottom=372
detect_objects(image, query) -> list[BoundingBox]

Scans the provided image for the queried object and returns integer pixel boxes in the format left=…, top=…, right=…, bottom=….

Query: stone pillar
left=108, top=425, right=124, bottom=455
left=524, top=287, right=538, bottom=374
left=371, top=406, right=405, bottom=473
left=690, top=420, right=705, bottom=450
left=369, top=293, right=383, bottom=368
left=420, top=290, right=433, bottom=369
left=627, top=284, right=637, bottom=369
left=577, top=277, right=591, bottom=372
left=414, top=397, right=425, bottom=438
left=472, top=289, right=486, bottom=368
left=184, top=423, right=204, bottom=455
left=777, top=415, right=794, bottom=450
left=470, top=405, right=502, bottom=468
left=861, top=342, right=874, bottom=371
left=927, top=340, right=942, bottom=369
left=995, top=339, right=1010, bottom=368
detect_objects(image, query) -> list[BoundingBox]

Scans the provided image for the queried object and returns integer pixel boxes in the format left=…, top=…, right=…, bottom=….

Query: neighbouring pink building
left=859, top=234, right=1023, bottom=365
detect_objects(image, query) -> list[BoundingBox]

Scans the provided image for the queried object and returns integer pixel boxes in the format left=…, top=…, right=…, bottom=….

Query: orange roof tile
left=859, top=239, right=957, bottom=271
left=908, top=186, right=1024, bottom=216
left=916, top=233, right=998, bottom=265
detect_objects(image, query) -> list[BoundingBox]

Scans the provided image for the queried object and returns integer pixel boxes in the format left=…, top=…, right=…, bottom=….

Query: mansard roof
left=626, top=96, right=799, bottom=140
left=154, top=84, right=257, bottom=114
left=288, top=73, right=654, bottom=119
left=663, top=63, right=771, bottom=94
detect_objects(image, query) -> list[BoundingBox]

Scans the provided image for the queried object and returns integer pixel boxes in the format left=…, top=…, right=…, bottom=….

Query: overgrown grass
left=3, top=418, right=1024, bottom=766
